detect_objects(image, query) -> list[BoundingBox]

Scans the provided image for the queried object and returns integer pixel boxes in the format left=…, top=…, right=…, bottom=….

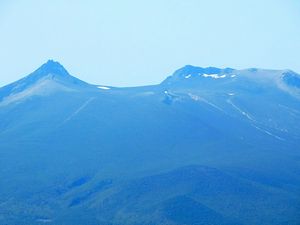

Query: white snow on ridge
left=62, top=97, right=95, bottom=124
left=227, top=99, right=255, bottom=122
left=185, top=74, right=191, bottom=79
left=231, top=74, right=236, bottom=78
left=98, top=86, right=110, bottom=90
left=188, top=93, right=225, bottom=113
left=251, top=124, right=285, bottom=141
left=188, top=93, right=201, bottom=101
left=202, top=74, right=226, bottom=79
left=227, top=99, right=284, bottom=141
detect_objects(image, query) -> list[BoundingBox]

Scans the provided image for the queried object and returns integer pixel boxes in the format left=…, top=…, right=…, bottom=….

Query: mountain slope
left=0, top=61, right=299, bottom=225
left=0, top=60, right=95, bottom=106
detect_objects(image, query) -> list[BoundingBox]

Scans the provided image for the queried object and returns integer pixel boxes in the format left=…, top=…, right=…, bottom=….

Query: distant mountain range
left=0, top=60, right=299, bottom=225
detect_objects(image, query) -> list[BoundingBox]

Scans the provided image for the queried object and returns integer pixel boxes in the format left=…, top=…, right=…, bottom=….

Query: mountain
left=0, top=60, right=94, bottom=105
left=0, top=60, right=300, bottom=225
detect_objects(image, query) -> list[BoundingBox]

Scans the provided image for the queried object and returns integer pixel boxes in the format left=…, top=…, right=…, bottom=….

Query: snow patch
left=251, top=124, right=285, bottom=141
left=227, top=99, right=284, bottom=141
left=185, top=74, right=191, bottom=79
left=98, top=86, right=110, bottom=90
left=62, top=97, right=95, bottom=124
left=227, top=99, right=255, bottom=122
left=188, top=93, right=201, bottom=101
left=202, top=74, right=226, bottom=79
left=188, top=93, right=225, bottom=112
left=231, top=74, right=236, bottom=78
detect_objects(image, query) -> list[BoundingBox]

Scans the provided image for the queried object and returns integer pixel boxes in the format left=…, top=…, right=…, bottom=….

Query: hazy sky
left=0, top=0, right=300, bottom=87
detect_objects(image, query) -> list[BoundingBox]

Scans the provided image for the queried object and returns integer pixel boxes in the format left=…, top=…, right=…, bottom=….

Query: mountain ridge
left=0, top=60, right=300, bottom=225
left=1, top=60, right=300, bottom=109
left=1, top=60, right=300, bottom=90
left=0, top=60, right=96, bottom=105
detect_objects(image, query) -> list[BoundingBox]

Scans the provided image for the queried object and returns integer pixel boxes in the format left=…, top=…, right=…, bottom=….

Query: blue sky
left=0, top=0, right=299, bottom=87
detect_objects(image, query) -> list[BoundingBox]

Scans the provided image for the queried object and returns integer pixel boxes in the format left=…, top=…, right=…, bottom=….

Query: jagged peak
left=0, top=60, right=93, bottom=103
left=161, top=65, right=236, bottom=85
left=172, top=65, right=235, bottom=77
left=33, top=59, right=70, bottom=78
left=20, top=60, right=92, bottom=89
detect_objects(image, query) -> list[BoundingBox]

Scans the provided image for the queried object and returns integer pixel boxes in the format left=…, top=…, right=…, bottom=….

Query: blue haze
left=0, top=0, right=300, bottom=87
